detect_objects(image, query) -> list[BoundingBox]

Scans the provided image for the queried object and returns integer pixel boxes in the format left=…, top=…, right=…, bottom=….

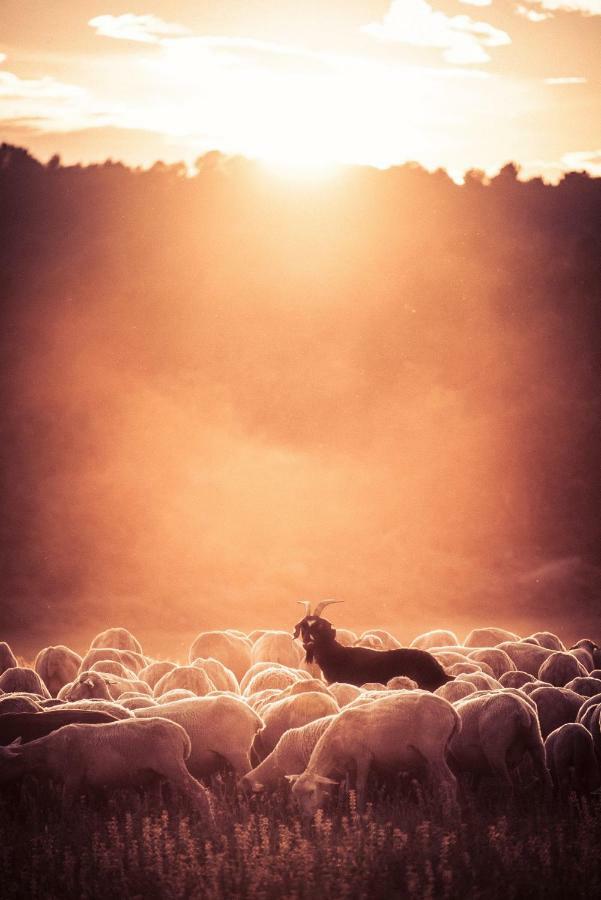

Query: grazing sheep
left=153, top=666, right=215, bottom=698
left=499, top=671, right=536, bottom=689
left=251, top=692, right=340, bottom=763
left=528, top=687, right=584, bottom=739
left=191, top=658, right=239, bottom=694
left=34, top=646, right=82, bottom=697
left=0, top=695, right=43, bottom=714
left=411, top=630, right=459, bottom=651
left=290, top=692, right=460, bottom=815
left=327, top=683, right=363, bottom=707
left=135, top=696, right=262, bottom=779
left=497, top=642, right=553, bottom=677
left=243, top=715, right=338, bottom=791
left=188, top=631, right=251, bottom=682
left=528, top=632, right=565, bottom=652
left=294, top=603, right=452, bottom=691
left=0, top=717, right=211, bottom=814
left=79, top=647, right=146, bottom=675
left=0, top=709, right=118, bottom=745
left=565, top=677, right=601, bottom=698
left=0, top=643, right=18, bottom=676
left=464, top=628, right=520, bottom=648
left=435, top=681, right=477, bottom=703
left=538, top=652, right=588, bottom=687
left=251, top=631, right=302, bottom=668
left=89, top=627, right=143, bottom=655
left=62, top=671, right=151, bottom=702
left=450, top=691, right=550, bottom=789
left=545, top=723, right=600, bottom=794
left=139, top=661, right=177, bottom=689
left=467, top=649, right=516, bottom=679
left=0, top=668, right=51, bottom=699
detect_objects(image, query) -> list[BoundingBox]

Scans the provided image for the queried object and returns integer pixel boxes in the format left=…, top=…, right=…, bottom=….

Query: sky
left=1, top=1, right=600, bottom=178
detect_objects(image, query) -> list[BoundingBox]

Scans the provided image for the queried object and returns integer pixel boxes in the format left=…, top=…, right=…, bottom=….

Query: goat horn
left=297, top=600, right=312, bottom=617
left=313, top=599, right=344, bottom=618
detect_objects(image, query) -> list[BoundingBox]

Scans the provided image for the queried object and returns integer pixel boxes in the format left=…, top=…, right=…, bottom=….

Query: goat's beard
left=304, top=643, right=315, bottom=664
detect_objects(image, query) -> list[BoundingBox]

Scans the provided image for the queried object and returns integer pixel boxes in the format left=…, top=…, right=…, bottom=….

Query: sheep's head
left=293, top=601, right=343, bottom=663
left=288, top=771, right=338, bottom=816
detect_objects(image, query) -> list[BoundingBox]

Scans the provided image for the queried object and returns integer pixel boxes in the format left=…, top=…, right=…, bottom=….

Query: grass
left=1, top=776, right=601, bottom=899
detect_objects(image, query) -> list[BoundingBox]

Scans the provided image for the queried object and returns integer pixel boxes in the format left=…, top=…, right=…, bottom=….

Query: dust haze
left=1, top=148, right=599, bottom=658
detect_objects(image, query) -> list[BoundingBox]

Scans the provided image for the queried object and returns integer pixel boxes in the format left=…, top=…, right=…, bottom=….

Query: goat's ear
left=314, top=774, right=339, bottom=786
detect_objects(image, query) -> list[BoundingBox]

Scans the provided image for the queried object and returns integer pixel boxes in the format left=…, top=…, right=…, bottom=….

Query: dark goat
left=0, top=709, right=118, bottom=745
left=293, top=601, right=452, bottom=692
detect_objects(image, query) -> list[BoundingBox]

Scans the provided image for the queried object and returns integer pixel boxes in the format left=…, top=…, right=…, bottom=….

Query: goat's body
left=312, top=640, right=452, bottom=691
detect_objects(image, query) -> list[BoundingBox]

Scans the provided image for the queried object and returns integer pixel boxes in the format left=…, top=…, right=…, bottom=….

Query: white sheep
left=0, top=695, right=43, bottom=714
left=243, top=715, right=338, bottom=791
left=458, top=672, right=500, bottom=691
left=467, top=648, right=516, bottom=679
left=134, top=695, right=262, bottom=778
left=34, top=646, right=82, bottom=697
left=0, top=667, right=51, bottom=699
left=333, top=629, right=359, bottom=647
left=321, top=682, right=362, bottom=707
left=79, top=647, right=146, bottom=675
left=410, top=630, right=459, bottom=650
left=354, top=634, right=385, bottom=650
left=89, top=660, right=137, bottom=680
left=290, top=691, right=460, bottom=815
left=251, top=691, right=339, bottom=763
left=0, top=643, right=18, bottom=676
left=545, top=723, right=600, bottom=794
left=153, top=666, right=215, bottom=698
left=52, top=699, right=133, bottom=719
left=251, top=631, right=302, bottom=668
left=157, top=689, right=198, bottom=703
left=528, top=632, right=565, bottom=652
left=386, top=676, right=419, bottom=691
left=528, top=686, right=584, bottom=739
left=89, top=627, right=143, bottom=655
left=497, top=642, right=553, bottom=676
left=359, top=630, right=402, bottom=650
left=564, top=677, right=601, bottom=698
left=191, top=658, right=239, bottom=693
left=435, top=681, right=477, bottom=703
left=243, top=667, right=300, bottom=697
left=0, top=717, right=211, bottom=814
left=538, top=652, right=588, bottom=687
left=188, top=631, right=251, bottom=682
left=139, top=661, right=177, bottom=688
left=449, top=691, right=551, bottom=789
left=569, top=648, right=595, bottom=673
left=499, top=671, right=536, bottom=689
left=61, top=671, right=151, bottom=702
left=464, top=628, right=520, bottom=648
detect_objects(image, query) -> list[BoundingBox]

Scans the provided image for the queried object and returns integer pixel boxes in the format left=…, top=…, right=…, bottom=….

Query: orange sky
left=1, top=1, right=600, bottom=178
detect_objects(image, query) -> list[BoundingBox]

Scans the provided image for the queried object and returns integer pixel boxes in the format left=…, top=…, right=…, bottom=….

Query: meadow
left=2, top=776, right=600, bottom=899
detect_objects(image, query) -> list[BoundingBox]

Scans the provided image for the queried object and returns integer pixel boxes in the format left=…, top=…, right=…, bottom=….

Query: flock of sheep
left=1, top=610, right=601, bottom=820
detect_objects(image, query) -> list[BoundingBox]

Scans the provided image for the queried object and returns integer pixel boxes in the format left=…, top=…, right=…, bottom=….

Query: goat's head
left=293, top=600, right=343, bottom=663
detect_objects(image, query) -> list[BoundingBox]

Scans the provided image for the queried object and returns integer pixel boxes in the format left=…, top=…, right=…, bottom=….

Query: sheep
left=290, top=691, right=460, bottom=815
left=34, top=646, right=82, bottom=697
left=293, top=601, right=452, bottom=691
left=433, top=651, right=471, bottom=669
left=0, top=709, right=118, bottom=745
left=447, top=662, right=492, bottom=678
left=332, top=628, right=358, bottom=647
left=61, top=671, right=151, bottom=702
left=497, top=642, right=553, bottom=676
left=538, top=652, right=588, bottom=687
left=247, top=630, right=269, bottom=644
left=134, top=696, right=262, bottom=779
left=467, top=648, right=516, bottom=679
left=449, top=691, right=550, bottom=789
left=89, top=627, right=143, bottom=655
left=139, top=661, right=177, bottom=689
left=458, top=672, right=500, bottom=691
left=528, top=632, right=565, bottom=652
left=89, top=660, right=137, bottom=680
left=0, top=717, right=211, bottom=814
left=569, top=648, right=595, bottom=673
left=464, top=628, right=520, bottom=648
left=51, top=699, right=133, bottom=719
left=499, top=671, right=536, bottom=689
left=359, top=630, right=402, bottom=650
left=528, top=687, right=584, bottom=739
left=0, top=668, right=51, bottom=699
left=188, top=631, right=251, bottom=682
left=243, top=667, right=300, bottom=697
left=570, top=640, right=601, bottom=670
left=191, top=658, right=239, bottom=694
left=120, top=697, right=157, bottom=711
left=387, top=676, right=419, bottom=691
left=325, top=683, right=362, bottom=707
left=0, top=695, right=43, bottom=714
left=411, top=630, right=459, bottom=650
left=545, top=723, right=600, bottom=794
left=435, top=681, right=477, bottom=703
left=157, top=689, right=198, bottom=704
left=245, top=689, right=282, bottom=713
left=0, top=643, right=18, bottom=676
left=354, top=634, right=385, bottom=650
left=243, top=715, right=338, bottom=792
left=564, top=677, right=601, bottom=698
left=79, top=647, right=147, bottom=675
left=250, top=691, right=340, bottom=763
left=575, top=693, right=601, bottom=724
left=153, top=666, right=215, bottom=698
left=251, top=631, right=302, bottom=668
left=521, top=680, right=553, bottom=696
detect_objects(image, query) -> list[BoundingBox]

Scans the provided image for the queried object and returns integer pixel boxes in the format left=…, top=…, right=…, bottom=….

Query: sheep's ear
left=285, top=774, right=301, bottom=784
left=5, top=736, right=23, bottom=755
left=314, top=774, right=339, bottom=786
left=84, top=678, right=94, bottom=687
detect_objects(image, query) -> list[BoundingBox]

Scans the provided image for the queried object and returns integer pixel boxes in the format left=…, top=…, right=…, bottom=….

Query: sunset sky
left=1, top=1, right=600, bottom=178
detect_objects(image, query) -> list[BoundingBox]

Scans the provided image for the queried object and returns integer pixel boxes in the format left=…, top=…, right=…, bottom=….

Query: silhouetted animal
left=0, top=709, right=118, bottom=745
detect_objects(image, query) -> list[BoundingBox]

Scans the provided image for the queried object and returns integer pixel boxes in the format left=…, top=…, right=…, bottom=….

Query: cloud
left=362, top=0, right=511, bottom=65
left=544, top=76, right=586, bottom=83
left=515, top=4, right=554, bottom=19
left=89, top=13, right=191, bottom=44
left=520, top=0, right=601, bottom=12
left=459, top=0, right=492, bottom=5
left=561, top=149, right=601, bottom=175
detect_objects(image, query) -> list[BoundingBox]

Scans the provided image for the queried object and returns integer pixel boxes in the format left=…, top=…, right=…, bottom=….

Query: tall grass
left=1, top=778, right=600, bottom=899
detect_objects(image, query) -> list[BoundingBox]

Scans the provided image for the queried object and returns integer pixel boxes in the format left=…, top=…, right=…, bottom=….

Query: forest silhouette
left=0, top=144, right=599, bottom=656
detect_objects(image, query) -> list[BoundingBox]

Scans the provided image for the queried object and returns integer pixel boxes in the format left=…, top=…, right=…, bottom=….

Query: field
left=2, top=776, right=601, bottom=899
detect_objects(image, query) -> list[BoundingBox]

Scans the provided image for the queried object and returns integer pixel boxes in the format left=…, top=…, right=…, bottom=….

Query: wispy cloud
left=544, top=75, right=586, bottom=83
left=561, top=149, right=601, bottom=174
left=520, top=0, right=601, bottom=13
left=515, top=4, right=553, bottom=20
left=362, top=0, right=511, bottom=65
left=89, top=14, right=191, bottom=44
